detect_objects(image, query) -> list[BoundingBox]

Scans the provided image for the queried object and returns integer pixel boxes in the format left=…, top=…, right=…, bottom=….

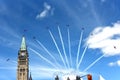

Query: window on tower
left=19, top=55, right=26, bottom=60
left=20, top=69, right=25, bottom=72
left=20, top=69, right=22, bottom=72
left=20, top=73, right=22, bottom=76
left=23, top=69, right=25, bottom=72
left=19, top=61, right=26, bottom=65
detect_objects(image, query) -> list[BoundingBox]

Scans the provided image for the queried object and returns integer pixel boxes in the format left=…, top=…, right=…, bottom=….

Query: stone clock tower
left=17, top=36, right=29, bottom=80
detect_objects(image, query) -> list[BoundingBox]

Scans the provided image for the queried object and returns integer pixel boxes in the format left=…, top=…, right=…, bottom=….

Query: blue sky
left=0, top=0, right=120, bottom=80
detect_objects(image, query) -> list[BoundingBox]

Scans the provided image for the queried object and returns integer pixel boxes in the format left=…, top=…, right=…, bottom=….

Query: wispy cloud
left=0, top=2, right=7, bottom=15
left=0, top=56, right=17, bottom=67
left=88, top=0, right=102, bottom=25
left=36, top=2, right=53, bottom=19
left=0, top=56, right=16, bottom=80
left=108, top=60, right=120, bottom=67
left=0, top=22, right=20, bottom=39
left=101, top=0, right=106, bottom=3
left=86, top=21, right=120, bottom=56
left=0, top=36, right=19, bottom=48
left=0, top=22, right=20, bottom=49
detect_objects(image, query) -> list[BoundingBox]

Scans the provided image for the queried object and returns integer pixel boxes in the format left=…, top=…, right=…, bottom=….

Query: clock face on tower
left=20, top=52, right=26, bottom=59
left=21, top=52, right=25, bottom=56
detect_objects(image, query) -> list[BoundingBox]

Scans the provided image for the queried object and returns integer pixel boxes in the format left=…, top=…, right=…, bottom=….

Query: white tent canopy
left=99, top=75, right=105, bottom=80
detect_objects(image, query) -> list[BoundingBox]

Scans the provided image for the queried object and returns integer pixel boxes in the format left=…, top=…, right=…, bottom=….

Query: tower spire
left=29, top=72, right=32, bottom=80
left=17, top=36, right=29, bottom=80
left=20, top=36, right=26, bottom=50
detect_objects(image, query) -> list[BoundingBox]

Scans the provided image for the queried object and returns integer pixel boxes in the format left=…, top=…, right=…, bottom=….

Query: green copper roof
left=20, top=36, right=26, bottom=50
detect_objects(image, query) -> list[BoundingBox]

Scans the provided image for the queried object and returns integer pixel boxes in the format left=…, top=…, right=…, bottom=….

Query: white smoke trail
left=36, top=39, right=61, bottom=68
left=58, top=26, right=70, bottom=69
left=77, top=45, right=88, bottom=69
left=76, top=30, right=84, bottom=69
left=29, top=47, right=58, bottom=69
left=48, top=29, right=67, bottom=69
left=83, top=54, right=105, bottom=72
left=67, top=27, right=72, bottom=68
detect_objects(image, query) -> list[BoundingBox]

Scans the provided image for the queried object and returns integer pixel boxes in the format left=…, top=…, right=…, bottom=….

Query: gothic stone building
left=17, top=36, right=32, bottom=80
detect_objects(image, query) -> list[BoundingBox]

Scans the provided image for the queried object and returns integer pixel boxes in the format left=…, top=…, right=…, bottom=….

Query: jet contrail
left=77, top=45, right=88, bottom=70
left=48, top=29, right=67, bottom=69
left=67, top=27, right=72, bottom=68
left=35, top=39, right=61, bottom=68
left=58, top=26, right=70, bottom=69
left=76, top=30, right=84, bottom=69
left=29, top=47, right=58, bottom=69
left=83, top=54, right=105, bottom=72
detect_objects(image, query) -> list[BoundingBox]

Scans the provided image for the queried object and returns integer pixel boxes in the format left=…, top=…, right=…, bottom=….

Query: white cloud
left=108, top=62, right=116, bottom=66
left=36, top=2, right=53, bottom=19
left=108, top=60, right=120, bottom=67
left=86, top=21, right=120, bottom=56
left=117, top=60, right=120, bottom=66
